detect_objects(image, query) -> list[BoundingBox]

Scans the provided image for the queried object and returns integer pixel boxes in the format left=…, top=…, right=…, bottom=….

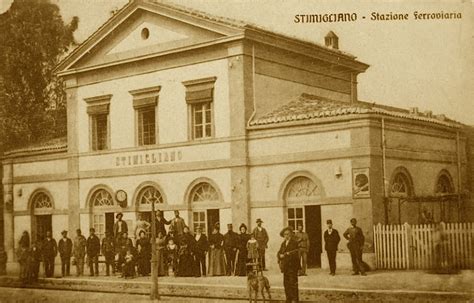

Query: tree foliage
left=0, top=0, right=78, bottom=150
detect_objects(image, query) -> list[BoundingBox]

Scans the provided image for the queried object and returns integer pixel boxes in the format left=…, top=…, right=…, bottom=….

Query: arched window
left=191, top=182, right=219, bottom=203
left=284, top=176, right=320, bottom=230
left=91, top=189, right=114, bottom=207
left=390, top=172, right=412, bottom=197
left=32, top=192, right=53, bottom=209
left=285, top=176, right=319, bottom=201
left=435, top=173, right=454, bottom=194
left=138, top=186, right=164, bottom=205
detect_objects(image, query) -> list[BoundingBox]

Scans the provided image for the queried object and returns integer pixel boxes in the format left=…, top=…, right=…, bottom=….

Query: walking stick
left=233, top=249, right=239, bottom=275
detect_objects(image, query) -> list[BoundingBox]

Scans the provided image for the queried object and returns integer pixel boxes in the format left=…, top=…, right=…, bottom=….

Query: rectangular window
left=137, top=108, right=156, bottom=145
left=93, top=214, right=105, bottom=240
left=183, top=77, right=216, bottom=140
left=91, top=114, right=108, bottom=151
left=193, top=211, right=206, bottom=235
left=287, top=207, right=304, bottom=231
left=85, top=94, right=111, bottom=152
left=192, top=102, right=212, bottom=139
left=130, top=86, right=161, bottom=146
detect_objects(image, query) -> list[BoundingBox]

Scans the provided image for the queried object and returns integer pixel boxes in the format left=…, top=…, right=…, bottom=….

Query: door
left=105, top=212, right=115, bottom=235
left=206, top=209, right=220, bottom=237
left=35, top=215, right=52, bottom=242
left=305, top=205, right=322, bottom=268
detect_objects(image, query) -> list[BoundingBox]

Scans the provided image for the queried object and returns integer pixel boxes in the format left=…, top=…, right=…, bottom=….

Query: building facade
left=2, top=0, right=472, bottom=271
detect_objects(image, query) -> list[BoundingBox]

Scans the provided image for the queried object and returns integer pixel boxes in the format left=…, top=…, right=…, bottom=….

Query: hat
left=239, top=223, right=247, bottom=231
left=279, top=226, right=294, bottom=238
left=61, top=230, right=68, bottom=235
left=227, top=223, right=233, bottom=227
left=326, top=219, right=333, bottom=224
left=350, top=218, right=357, bottom=223
left=116, top=212, right=123, bottom=219
left=256, top=218, right=263, bottom=223
left=89, top=227, right=95, bottom=232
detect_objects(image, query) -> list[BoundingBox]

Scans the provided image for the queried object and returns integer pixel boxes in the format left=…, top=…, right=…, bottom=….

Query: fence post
left=404, top=222, right=412, bottom=269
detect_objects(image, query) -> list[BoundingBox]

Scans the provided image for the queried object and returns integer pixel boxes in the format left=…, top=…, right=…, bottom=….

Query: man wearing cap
left=86, top=228, right=100, bottom=276
left=343, top=218, right=366, bottom=276
left=252, top=218, right=269, bottom=270
left=278, top=226, right=300, bottom=303
left=58, top=230, right=73, bottom=277
left=41, top=231, right=58, bottom=278
left=323, top=219, right=340, bottom=276
left=114, top=213, right=128, bottom=242
left=295, top=223, right=310, bottom=276
left=73, top=229, right=87, bottom=276
left=223, top=223, right=239, bottom=276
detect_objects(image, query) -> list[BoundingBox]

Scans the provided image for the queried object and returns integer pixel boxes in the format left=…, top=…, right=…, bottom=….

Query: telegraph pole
left=150, top=199, right=159, bottom=300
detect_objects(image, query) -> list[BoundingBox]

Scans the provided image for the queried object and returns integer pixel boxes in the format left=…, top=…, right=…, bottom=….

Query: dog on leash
left=247, top=271, right=271, bottom=303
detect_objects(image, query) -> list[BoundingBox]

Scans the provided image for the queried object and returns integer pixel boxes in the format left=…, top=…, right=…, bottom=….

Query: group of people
left=278, top=217, right=367, bottom=303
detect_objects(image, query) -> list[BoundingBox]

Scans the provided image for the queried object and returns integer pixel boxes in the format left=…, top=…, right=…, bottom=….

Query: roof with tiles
left=4, top=136, right=67, bottom=157
left=249, top=93, right=461, bottom=128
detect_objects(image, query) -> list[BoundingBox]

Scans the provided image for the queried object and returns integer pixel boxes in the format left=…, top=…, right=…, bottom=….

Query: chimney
left=409, top=107, right=419, bottom=115
left=325, top=31, right=339, bottom=49
left=424, top=110, right=433, bottom=118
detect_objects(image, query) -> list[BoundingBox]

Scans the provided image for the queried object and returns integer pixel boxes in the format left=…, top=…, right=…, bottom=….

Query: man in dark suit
left=194, top=226, right=209, bottom=277
left=42, top=231, right=57, bottom=278
left=113, top=213, right=128, bottom=243
left=86, top=228, right=101, bottom=276
left=278, top=226, right=300, bottom=303
left=223, top=224, right=239, bottom=276
left=323, top=219, right=340, bottom=276
left=58, top=230, right=72, bottom=277
left=155, top=210, right=170, bottom=236
left=343, top=218, right=366, bottom=276
left=253, top=218, right=269, bottom=270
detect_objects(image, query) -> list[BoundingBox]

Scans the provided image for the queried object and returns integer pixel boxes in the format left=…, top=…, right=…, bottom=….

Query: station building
left=2, top=0, right=472, bottom=271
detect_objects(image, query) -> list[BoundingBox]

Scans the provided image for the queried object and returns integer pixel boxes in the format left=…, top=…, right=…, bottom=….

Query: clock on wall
left=115, top=190, right=127, bottom=207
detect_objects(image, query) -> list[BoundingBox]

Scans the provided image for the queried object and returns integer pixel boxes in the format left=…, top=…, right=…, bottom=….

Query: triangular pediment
left=60, top=1, right=243, bottom=72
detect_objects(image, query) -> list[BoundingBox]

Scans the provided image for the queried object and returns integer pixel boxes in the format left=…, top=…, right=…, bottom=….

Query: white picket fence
left=373, top=222, right=474, bottom=270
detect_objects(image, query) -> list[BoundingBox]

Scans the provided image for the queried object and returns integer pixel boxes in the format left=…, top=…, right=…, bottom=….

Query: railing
left=373, top=222, right=473, bottom=270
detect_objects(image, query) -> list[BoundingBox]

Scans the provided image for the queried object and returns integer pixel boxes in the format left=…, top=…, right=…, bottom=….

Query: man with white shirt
left=323, top=219, right=340, bottom=276
left=252, top=218, right=269, bottom=271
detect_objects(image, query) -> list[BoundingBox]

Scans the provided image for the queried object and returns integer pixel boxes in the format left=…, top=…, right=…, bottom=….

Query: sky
left=1, top=0, right=473, bottom=124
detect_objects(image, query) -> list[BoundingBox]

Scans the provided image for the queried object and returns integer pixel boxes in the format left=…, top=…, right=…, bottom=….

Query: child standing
left=166, top=238, right=178, bottom=276
left=247, top=234, right=259, bottom=267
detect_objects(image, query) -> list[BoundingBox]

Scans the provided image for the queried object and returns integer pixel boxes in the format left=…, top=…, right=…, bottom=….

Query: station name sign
left=115, top=150, right=183, bottom=167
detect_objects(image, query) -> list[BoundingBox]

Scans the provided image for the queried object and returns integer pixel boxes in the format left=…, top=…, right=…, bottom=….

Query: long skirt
left=235, top=249, right=249, bottom=276
left=208, top=247, right=226, bottom=276
left=156, top=249, right=167, bottom=276
left=177, top=253, right=195, bottom=277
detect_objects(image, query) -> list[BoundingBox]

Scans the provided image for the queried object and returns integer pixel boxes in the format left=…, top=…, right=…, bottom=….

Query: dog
left=247, top=271, right=271, bottom=303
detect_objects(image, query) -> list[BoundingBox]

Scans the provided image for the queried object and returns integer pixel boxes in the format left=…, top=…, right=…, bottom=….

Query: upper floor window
left=183, top=77, right=216, bottom=140
left=85, top=94, right=111, bottom=151
left=130, top=86, right=160, bottom=146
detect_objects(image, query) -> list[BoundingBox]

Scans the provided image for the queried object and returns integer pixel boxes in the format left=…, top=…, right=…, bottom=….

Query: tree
left=0, top=0, right=78, bottom=150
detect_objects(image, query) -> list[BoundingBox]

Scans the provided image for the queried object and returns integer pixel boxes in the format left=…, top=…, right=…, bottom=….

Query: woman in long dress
left=177, top=226, right=196, bottom=277
left=136, top=231, right=151, bottom=276
left=235, top=224, right=251, bottom=276
left=208, top=224, right=226, bottom=276
left=18, top=231, right=30, bottom=282
left=156, top=231, right=168, bottom=276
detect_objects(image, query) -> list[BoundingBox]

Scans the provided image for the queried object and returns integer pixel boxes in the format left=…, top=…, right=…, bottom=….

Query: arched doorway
left=189, top=181, right=222, bottom=236
left=89, top=188, right=116, bottom=239
left=284, top=175, right=322, bottom=268
left=135, top=185, right=165, bottom=237
left=30, top=191, right=53, bottom=242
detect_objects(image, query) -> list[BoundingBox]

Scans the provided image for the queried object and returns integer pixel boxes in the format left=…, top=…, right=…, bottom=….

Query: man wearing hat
left=86, top=228, right=100, bottom=276
left=113, top=213, right=128, bottom=242
left=223, top=223, right=239, bottom=276
left=58, top=230, right=72, bottom=277
left=277, top=226, right=300, bottom=303
left=252, top=218, right=269, bottom=270
left=295, top=223, right=310, bottom=276
left=343, top=218, right=366, bottom=276
left=101, top=231, right=116, bottom=276
left=41, top=231, right=58, bottom=278
left=169, top=210, right=186, bottom=238
left=323, top=219, right=340, bottom=276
